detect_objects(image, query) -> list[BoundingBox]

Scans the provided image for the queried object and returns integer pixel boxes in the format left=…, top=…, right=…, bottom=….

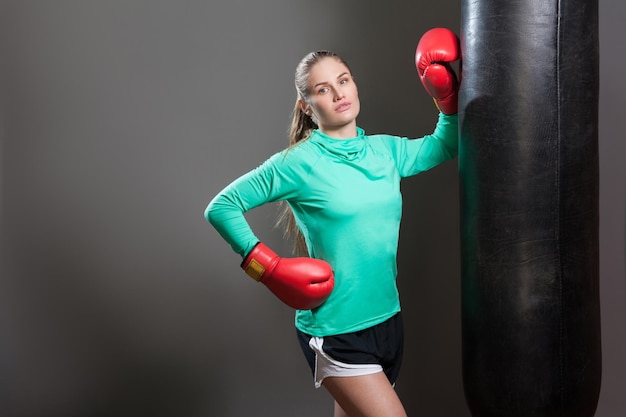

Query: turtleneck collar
left=309, top=127, right=366, bottom=161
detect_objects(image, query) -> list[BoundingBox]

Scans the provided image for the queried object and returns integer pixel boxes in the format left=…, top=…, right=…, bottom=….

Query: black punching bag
left=459, top=0, right=602, bottom=416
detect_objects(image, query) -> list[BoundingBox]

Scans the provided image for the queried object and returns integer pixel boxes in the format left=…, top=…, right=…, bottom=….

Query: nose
left=333, top=88, right=345, bottom=101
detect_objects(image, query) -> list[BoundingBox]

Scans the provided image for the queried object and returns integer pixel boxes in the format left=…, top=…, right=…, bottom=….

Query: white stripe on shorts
left=308, top=336, right=383, bottom=388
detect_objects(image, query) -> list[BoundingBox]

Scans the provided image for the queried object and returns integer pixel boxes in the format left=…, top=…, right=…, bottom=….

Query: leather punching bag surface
left=459, top=0, right=602, bottom=416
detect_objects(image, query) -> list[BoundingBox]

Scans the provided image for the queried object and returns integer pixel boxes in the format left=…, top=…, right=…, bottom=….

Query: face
left=300, top=57, right=360, bottom=137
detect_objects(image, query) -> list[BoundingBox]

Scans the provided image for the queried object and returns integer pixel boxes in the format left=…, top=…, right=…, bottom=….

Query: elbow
left=204, top=194, right=235, bottom=227
left=204, top=199, right=217, bottom=225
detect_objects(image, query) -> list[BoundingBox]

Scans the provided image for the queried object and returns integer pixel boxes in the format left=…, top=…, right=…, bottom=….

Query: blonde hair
left=277, top=51, right=352, bottom=255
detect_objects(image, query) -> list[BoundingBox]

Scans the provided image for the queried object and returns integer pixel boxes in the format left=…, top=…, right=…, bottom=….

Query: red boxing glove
left=415, top=27, right=461, bottom=115
left=241, top=242, right=334, bottom=310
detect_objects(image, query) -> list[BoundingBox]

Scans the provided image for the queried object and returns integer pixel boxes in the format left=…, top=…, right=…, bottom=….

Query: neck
left=319, top=120, right=358, bottom=139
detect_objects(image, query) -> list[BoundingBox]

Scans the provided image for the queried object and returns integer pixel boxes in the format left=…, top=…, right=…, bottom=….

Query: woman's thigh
left=322, top=371, right=407, bottom=417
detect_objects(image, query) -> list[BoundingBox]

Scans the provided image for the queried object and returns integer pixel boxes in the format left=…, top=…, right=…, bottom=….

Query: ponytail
left=288, top=101, right=317, bottom=147
left=277, top=101, right=317, bottom=256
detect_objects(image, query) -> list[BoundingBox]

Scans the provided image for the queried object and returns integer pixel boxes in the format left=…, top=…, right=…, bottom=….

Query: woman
left=206, top=28, right=460, bottom=417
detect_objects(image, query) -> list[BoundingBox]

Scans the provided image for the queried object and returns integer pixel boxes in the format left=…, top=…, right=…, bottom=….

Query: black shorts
left=296, top=313, right=404, bottom=388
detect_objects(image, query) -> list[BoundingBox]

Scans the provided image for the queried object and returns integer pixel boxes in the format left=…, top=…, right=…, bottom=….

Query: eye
left=339, top=78, right=349, bottom=85
left=317, top=87, right=329, bottom=94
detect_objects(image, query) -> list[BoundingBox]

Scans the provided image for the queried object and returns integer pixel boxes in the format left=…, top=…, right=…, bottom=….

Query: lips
left=335, top=102, right=352, bottom=112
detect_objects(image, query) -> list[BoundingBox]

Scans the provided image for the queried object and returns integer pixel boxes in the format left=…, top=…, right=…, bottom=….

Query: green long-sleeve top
left=206, top=112, right=458, bottom=337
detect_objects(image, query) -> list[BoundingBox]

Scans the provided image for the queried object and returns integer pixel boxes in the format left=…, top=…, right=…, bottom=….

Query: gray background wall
left=1, top=1, right=623, bottom=416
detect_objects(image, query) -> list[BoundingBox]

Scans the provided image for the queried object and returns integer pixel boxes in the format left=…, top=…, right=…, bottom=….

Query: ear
left=298, top=99, right=312, bottom=116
